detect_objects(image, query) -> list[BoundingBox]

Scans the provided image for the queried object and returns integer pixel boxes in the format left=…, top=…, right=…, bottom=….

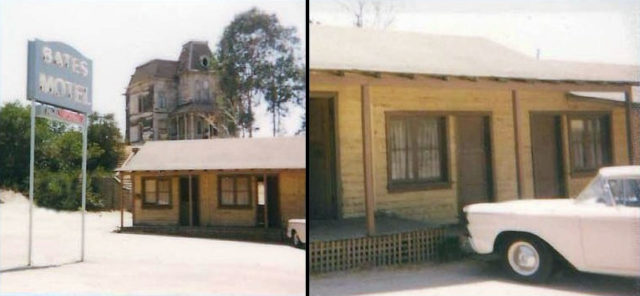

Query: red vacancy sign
left=36, top=104, right=85, bottom=125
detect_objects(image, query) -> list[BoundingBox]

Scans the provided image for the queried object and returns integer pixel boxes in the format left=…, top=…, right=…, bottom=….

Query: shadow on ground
left=0, top=260, right=81, bottom=273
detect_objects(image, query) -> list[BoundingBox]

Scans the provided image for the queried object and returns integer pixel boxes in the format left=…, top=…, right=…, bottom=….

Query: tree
left=339, top=0, right=396, bottom=29
left=217, top=7, right=304, bottom=137
left=0, top=102, right=53, bottom=191
left=263, top=47, right=305, bottom=136
left=296, top=112, right=306, bottom=135
left=87, top=113, right=123, bottom=171
left=0, top=101, right=123, bottom=210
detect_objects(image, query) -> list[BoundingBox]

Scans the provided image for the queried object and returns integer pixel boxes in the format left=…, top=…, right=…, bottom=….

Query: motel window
left=386, top=114, right=448, bottom=190
left=219, top=175, right=252, bottom=208
left=143, top=178, right=171, bottom=206
left=569, top=115, right=612, bottom=172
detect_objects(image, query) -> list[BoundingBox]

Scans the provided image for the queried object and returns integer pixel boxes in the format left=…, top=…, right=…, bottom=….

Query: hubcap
left=507, top=241, right=540, bottom=276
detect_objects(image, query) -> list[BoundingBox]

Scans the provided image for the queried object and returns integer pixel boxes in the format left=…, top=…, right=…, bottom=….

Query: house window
left=143, top=178, right=171, bottom=206
left=219, top=175, right=252, bottom=208
left=157, top=91, right=166, bottom=109
left=387, top=114, right=448, bottom=190
left=569, top=114, right=612, bottom=172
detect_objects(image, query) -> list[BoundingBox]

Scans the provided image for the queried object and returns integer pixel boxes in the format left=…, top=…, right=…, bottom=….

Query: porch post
left=512, top=90, right=523, bottom=198
left=191, top=114, right=195, bottom=139
left=120, top=174, right=124, bottom=229
left=361, top=84, right=375, bottom=235
left=189, top=174, right=193, bottom=227
left=264, top=173, right=268, bottom=229
left=625, top=87, right=639, bottom=164
left=184, top=114, right=188, bottom=139
left=131, top=172, right=136, bottom=225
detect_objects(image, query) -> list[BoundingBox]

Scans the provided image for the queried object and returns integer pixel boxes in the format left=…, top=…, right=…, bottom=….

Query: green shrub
left=34, top=170, right=104, bottom=211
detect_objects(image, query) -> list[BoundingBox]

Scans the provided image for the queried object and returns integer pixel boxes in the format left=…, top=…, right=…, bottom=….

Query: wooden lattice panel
left=310, top=228, right=446, bottom=273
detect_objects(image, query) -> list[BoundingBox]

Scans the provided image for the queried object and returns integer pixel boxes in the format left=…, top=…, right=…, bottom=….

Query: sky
left=310, top=0, right=640, bottom=65
left=0, top=0, right=306, bottom=137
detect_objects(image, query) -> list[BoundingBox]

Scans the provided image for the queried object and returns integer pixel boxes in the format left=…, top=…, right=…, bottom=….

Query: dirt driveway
left=0, top=191, right=305, bottom=295
left=310, top=257, right=639, bottom=296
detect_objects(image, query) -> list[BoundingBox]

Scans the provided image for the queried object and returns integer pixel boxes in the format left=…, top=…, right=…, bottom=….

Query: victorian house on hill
left=125, top=41, right=228, bottom=144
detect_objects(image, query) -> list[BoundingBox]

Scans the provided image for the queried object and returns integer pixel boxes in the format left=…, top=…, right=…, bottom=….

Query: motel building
left=116, top=136, right=306, bottom=241
left=308, top=25, right=640, bottom=272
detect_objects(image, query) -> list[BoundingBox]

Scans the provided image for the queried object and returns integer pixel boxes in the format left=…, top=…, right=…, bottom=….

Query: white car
left=463, top=166, right=640, bottom=282
left=286, top=219, right=306, bottom=248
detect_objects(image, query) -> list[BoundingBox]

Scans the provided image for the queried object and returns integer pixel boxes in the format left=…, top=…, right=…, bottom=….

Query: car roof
left=599, top=166, right=640, bottom=178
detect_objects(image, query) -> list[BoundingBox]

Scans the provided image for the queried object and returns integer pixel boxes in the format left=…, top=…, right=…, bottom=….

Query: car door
left=579, top=178, right=640, bottom=274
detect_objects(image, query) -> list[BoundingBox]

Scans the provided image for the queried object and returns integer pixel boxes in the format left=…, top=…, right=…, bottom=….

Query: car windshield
left=575, top=175, right=612, bottom=205
left=576, top=174, right=640, bottom=207
left=607, top=177, right=640, bottom=207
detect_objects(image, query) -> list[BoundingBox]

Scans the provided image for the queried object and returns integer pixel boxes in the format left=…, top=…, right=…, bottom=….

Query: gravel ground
left=0, top=190, right=305, bottom=295
left=310, top=255, right=640, bottom=296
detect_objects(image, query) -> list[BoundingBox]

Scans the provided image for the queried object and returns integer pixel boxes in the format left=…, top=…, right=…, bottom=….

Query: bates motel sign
left=27, top=39, right=92, bottom=114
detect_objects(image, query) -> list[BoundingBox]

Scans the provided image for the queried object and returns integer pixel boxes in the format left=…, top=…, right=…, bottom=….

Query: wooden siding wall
left=311, top=73, right=632, bottom=222
left=132, top=170, right=306, bottom=227
left=279, top=171, right=307, bottom=226
left=633, top=107, right=640, bottom=164
left=133, top=173, right=180, bottom=225
left=519, top=92, right=630, bottom=197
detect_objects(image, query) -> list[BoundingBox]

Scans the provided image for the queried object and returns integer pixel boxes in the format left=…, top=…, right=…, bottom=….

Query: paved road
left=310, top=258, right=639, bottom=296
left=0, top=191, right=305, bottom=295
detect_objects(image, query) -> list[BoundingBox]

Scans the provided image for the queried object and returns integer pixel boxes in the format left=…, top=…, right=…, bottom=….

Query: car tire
left=291, top=231, right=300, bottom=247
left=501, top=236, right=553, bottom=283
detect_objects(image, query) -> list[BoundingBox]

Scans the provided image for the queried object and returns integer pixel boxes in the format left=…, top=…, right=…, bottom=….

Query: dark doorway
left=179, top=176, right=200, bottom=226
left=266, top=176, right=280, bottom=228
left=456, top=115, right=493, bottom=212
left=531, top=114, right=565, bottom=198
left=309, top=97, right=338, bottom=220
left=257, top=179, right=265, bottom=227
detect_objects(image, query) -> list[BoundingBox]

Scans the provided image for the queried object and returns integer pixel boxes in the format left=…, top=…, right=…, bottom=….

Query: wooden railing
left=309, top=227, right=446, bottom=273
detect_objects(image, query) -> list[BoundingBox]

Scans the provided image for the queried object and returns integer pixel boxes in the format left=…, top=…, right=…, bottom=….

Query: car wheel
left=291, top=231, right=300, bottom=247
left=502, top=236, right=553, bottom=283
left=293, top=234, right=301, bottom=247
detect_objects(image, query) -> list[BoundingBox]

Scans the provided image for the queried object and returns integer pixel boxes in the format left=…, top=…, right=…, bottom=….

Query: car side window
left=608, top=179, right=640, bottom=207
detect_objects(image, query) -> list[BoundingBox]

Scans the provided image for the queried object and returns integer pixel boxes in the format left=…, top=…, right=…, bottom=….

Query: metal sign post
left=80, top=113, right=88, bottom=261
left=27, top=94, right=35, bottom=266
left=26, top=39, right=92, bottom=266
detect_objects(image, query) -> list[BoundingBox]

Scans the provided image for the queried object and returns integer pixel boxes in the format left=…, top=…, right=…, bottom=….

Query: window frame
left=218, top=175, right=253, bottom=209
left=141, top=177, right=173, bottom=209
left=567, top=113, right=613, bottom=175
left=385, top=112, right=451, bottom=192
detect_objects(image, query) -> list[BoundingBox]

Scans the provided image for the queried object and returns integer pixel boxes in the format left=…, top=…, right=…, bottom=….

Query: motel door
left=309, top=97, right=338, bottom=220
left=257, top=175, right=281, bottom=227
left=179, top=176, right=200, bottom=226
left=456, top=115, right=493, bottom=212
left=531, top=114, right=566, bottom=198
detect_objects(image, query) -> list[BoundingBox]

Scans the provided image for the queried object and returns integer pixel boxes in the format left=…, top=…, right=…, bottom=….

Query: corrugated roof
left=128, top=59, right=178, bottom=86
left=117, top=136, right=305, bottom=172
left=310, top=25, right=640, bottom=83
left=569, top=91, right=626, bottom=102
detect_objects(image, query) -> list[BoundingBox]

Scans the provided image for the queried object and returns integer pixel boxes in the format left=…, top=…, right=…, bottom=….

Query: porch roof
left=310, top=25, right=640, bottom=84
left=117, top=136, right=305, bottom=172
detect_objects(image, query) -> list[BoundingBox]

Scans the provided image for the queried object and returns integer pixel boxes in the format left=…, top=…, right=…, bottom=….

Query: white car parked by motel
left=286, top=219, right=306, bottom=248
left=464, top=166, right=640, bottom=282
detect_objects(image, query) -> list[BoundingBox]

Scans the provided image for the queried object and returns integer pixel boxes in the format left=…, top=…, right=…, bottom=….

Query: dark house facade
left=125, top=41, right=229, bottom=144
